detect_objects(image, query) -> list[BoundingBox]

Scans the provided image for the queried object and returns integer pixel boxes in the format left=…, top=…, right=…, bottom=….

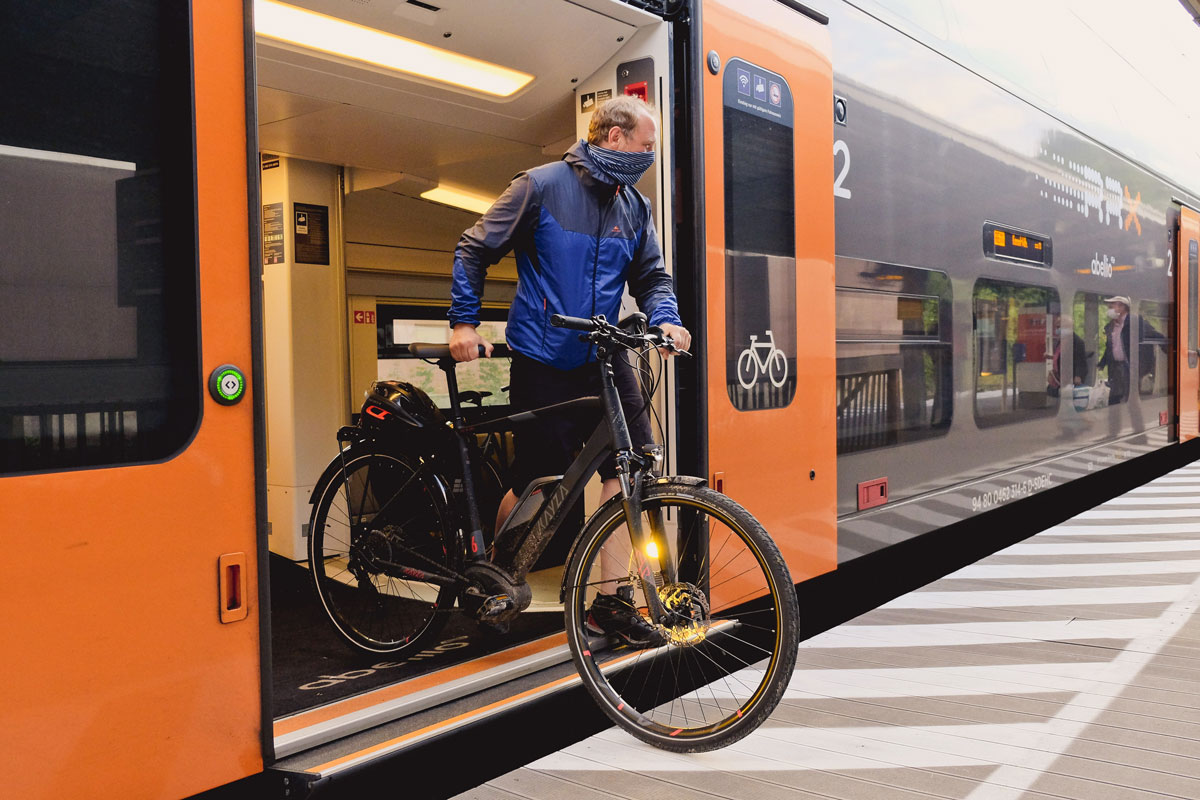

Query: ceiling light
left=255, top=0, right=534, bottom=98
left=420, top=185, right=495, bottom=214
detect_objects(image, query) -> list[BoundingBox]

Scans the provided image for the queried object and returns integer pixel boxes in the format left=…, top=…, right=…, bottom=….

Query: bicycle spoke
left=566, top=485, right=798, bottom=750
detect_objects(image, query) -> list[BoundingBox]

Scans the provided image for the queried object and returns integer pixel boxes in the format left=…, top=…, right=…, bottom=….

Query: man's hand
left=450, top=323, right=493, bottom=362
left=658, top=322, right=691, bottom=357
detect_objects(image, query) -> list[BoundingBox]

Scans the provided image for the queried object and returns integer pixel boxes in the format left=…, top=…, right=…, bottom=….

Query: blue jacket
left=448, top=140, right=682, bottom=369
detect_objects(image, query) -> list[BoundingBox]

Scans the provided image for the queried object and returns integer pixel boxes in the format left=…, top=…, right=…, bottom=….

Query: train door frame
left=1178, top=203, right=1200, bottom=440
left=696, top=0, right=838, bottom=582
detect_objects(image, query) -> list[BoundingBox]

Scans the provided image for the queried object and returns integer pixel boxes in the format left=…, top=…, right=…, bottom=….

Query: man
left=1098, top=295, right=1133, bottom=404
left=447, top=96, right=690, bottom=645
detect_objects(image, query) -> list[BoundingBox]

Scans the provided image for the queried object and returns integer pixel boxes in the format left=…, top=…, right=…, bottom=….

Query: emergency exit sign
left=353, top=310, right=376, bottom=324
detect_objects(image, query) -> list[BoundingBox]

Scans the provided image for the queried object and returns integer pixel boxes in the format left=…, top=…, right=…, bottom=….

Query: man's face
left=608, top=113, right=657, bottom=153
left=1109, top=302, right=1128, bottom=318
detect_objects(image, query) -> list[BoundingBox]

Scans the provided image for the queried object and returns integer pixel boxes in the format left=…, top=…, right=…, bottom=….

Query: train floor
left=458, top=463, right=1200, bottom=799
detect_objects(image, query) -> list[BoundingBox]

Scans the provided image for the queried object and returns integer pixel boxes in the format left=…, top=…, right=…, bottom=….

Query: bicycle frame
left=421, top=338, right=677, bottom=622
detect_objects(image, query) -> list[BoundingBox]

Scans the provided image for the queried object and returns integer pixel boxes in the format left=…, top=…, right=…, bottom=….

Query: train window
left=0, top=3, right=198, bottom=474
left=973, top=280, right=1060, bottom=424
left=722, top=58, right=796, bottom=412
left=376, top=303, right=510, bottom=409
left=1138, top=301, right=1170, bottom=399
left=836, top=284, right=952, bottom=454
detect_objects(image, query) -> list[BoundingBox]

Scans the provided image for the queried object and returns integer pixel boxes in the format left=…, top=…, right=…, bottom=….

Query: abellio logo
left=299, top=636, right=469, bottom=690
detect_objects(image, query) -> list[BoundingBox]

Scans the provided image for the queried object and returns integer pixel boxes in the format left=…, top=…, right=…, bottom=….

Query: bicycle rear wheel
left=563, top=481, right=799, bottom=752
left=308, top=450, right=456, bottom=654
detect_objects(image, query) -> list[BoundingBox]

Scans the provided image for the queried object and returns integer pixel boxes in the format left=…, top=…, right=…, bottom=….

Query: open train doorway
left=252, top=0, right=676, bottom=753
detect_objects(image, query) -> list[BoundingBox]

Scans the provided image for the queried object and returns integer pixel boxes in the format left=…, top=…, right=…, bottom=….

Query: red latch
left=219, top=552, right=249, bottom=623
left=857, top=478, right=888, bottom=511
left=623, top=81, right=648, bottom=101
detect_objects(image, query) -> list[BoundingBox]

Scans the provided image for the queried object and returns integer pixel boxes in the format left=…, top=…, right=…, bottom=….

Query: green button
left=209, top=364, right=246, bottom=405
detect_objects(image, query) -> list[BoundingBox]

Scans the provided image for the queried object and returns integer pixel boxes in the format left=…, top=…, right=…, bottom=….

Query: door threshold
left=273, top=631, right=568, bottom=758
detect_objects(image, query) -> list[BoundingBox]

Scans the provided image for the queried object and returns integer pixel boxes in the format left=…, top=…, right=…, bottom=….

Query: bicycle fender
left=309, top=452, right=350, bottom=506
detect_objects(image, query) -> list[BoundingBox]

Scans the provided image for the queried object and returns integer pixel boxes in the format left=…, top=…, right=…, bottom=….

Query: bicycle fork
left=598, top=351, right=677, bottom=624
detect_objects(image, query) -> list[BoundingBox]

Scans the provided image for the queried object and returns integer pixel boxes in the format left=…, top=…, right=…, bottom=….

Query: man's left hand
left=658, top=323, right=691, bottom=356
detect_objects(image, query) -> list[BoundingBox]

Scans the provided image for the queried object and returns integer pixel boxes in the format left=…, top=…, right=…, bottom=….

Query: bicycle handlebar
left=550, top=314, right=691, bottom=357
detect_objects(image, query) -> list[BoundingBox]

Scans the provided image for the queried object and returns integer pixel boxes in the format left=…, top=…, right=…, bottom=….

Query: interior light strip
left=419, top=185, right=496, bottom=215
left=255, top=0, right=534, bottom=98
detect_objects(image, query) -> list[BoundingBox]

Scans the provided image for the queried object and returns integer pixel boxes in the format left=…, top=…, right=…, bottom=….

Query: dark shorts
left=507, top=350, right=655, bottom=495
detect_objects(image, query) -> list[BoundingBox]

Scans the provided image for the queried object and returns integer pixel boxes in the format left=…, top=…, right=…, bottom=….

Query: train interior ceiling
left=256, top=0, right=669, bottom=720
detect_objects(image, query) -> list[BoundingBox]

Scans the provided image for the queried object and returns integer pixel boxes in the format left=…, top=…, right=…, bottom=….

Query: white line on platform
left=963, top=574, right=1200, bottom=799
left=1072, top=508, right=1200, bottom=519
left=885, top=584, right=1189, bottom=609
left=947, top=559, right=1200, bottom=578
left=1035, top=523, right=1200, bottom=536
left=803, top=618, right=1157, bottom=649
left=1001, top=539, right=1200, bottom=554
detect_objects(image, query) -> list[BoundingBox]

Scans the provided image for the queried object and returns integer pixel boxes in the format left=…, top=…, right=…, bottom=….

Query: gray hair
left=586, top=95, right=655, bottom=145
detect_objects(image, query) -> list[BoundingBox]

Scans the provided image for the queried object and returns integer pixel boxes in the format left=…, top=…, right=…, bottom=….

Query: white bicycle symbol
left=736, top=330, right=789, bottom=390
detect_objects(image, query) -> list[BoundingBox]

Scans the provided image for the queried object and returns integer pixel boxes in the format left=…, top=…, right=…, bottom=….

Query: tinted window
left=836, top=281, right=952, bottom=453
left=1138, top=300, right=1169, bottom=398
left=974, top=280, right=1059, bottom=424
left=0, top=2, right=198, bottom=473
left=723, top=58, right=796, bottom=412
left=376, top=304, right=510, bottom=409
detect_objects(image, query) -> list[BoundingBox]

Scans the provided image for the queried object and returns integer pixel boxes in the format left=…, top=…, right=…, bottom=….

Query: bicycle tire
left=308, top=450, right=456, bottom=654
left=563, top=481, right=799, bottom=752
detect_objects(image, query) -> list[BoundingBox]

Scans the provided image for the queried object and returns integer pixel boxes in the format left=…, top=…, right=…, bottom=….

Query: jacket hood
left=564, top=139, right=618, bottom=193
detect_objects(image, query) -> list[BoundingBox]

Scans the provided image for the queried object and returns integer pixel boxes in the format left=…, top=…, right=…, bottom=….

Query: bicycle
left=307, top=313, right=799, bottom=751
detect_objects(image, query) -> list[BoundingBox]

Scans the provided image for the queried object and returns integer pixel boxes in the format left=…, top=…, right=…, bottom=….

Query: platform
left=456, top=464, right=1200, bottom=799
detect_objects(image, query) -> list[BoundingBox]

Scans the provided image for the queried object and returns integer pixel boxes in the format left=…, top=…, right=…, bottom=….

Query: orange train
left=2, top=0, right=1197, bottom=797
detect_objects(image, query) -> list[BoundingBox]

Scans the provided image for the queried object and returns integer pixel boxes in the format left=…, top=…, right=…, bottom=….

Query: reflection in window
left=376, top=304, right=510, bottom=409
left=974, top=281, right=1059, bottom=423
left=0, top=2, right=198, bottom=474
left=723, top=58, right=796, bottom=412
left=1138, top=300, right=1169, bottom=398
left=836, top=287, right=951, bottom=453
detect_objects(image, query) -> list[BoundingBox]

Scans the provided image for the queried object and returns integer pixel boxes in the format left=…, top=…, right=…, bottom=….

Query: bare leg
left=494, top=489, right=517, bottom=534
left=599, top=478, right=633, bottom=593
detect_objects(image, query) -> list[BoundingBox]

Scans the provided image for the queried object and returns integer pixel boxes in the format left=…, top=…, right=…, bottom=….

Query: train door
left=700, top=0, right=837, bottom=579
left=0, top=3, right=262, bottom=799
left=1178, top=205, right=1200, bottom=440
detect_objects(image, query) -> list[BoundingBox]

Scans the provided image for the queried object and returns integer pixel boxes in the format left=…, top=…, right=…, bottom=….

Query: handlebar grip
left=550, top=314, right=594, bottom=331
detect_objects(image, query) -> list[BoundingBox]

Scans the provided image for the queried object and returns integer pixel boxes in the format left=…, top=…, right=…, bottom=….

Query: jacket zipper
left=588, top=192, right=616, bottom=361
left=591, top=190, right=617, bottom=319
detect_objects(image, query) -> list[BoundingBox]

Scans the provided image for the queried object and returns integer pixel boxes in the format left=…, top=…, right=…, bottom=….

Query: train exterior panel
left=0, top=2, right=263, bottom=798
left=827, top=0, right=1195, bottom=561
left=2, top=0, right=1199, bottom=795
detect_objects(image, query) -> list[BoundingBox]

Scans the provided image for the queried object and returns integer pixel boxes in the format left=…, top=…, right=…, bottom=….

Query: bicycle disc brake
left=656, top=582, right=712, bottom=646
left=463, top=561, right=532, bottom=634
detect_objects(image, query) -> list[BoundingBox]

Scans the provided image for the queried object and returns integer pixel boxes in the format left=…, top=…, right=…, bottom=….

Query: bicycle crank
left=462, top=561, right=532, bottom=634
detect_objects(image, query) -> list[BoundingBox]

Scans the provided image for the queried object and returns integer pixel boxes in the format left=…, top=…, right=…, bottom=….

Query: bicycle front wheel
left=309, top=450, right=455, bottom=654
left=563, top=481, right=799, bottom=752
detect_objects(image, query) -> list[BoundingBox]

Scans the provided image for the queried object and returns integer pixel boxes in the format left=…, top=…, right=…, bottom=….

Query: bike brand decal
left=365, top=405, right=390, bottom=420
left=298, top=635, right=470, bottom=691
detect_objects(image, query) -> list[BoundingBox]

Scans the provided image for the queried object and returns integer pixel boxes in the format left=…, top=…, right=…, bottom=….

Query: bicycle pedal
left=479, top=593, right=513, bottom=620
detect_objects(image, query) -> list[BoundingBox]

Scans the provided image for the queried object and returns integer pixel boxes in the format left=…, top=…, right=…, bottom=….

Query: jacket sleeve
left=626, top=209, right=683, bottom=328
left=448, top=173, right=539, bottom=328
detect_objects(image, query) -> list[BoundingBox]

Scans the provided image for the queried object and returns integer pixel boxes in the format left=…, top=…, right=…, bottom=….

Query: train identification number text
left=971, top=473, right=1052, bottom=512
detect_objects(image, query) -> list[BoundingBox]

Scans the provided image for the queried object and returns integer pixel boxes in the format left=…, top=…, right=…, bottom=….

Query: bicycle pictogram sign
left=736, top=330, right=788, bottom=390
